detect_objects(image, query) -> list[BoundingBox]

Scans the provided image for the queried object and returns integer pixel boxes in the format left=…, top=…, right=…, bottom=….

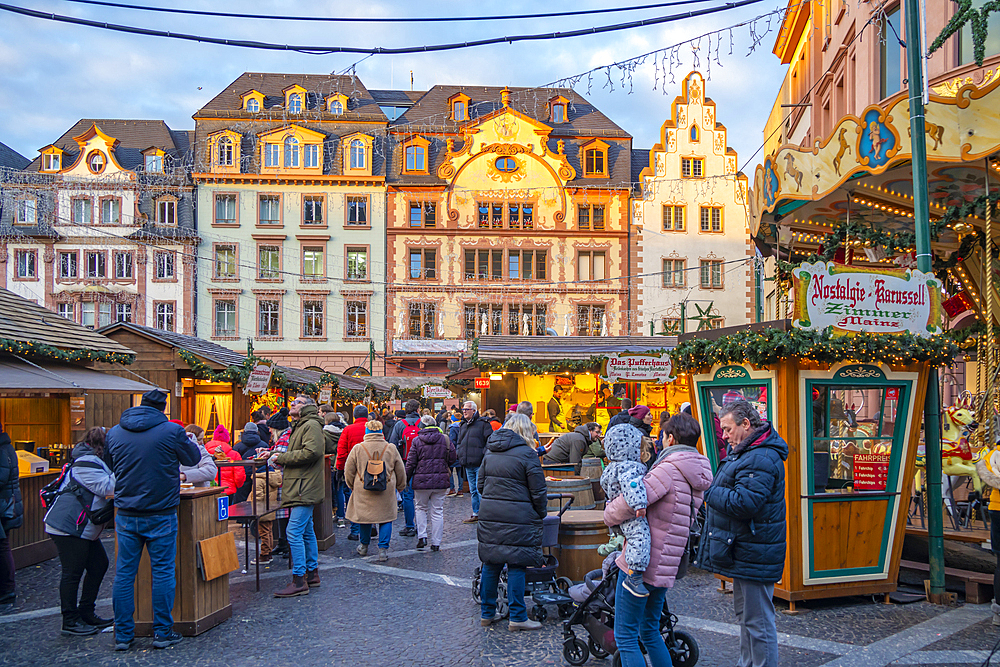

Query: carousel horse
left=914, top=397, right=982, bottom=494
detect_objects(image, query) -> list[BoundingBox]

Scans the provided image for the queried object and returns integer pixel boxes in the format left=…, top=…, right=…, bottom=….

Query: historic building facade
left=1, top=120, right=197, bottom=332
left=192, top=72, right=387, bottom=373
left=633, top=72, right=753, bottom=333
left=384, top=86, right=633, bottom=375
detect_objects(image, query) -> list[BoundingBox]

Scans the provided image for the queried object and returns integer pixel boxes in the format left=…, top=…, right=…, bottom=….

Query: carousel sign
left=601, top=353, right=674, bottom=383
left=791, top=262, right=942, bottom=337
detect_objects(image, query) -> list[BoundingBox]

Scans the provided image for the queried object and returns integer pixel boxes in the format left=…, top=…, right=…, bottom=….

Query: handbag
left=675, top=494, right=700, bottom=580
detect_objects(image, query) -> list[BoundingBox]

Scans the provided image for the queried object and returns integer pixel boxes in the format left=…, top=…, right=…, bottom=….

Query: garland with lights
left=469, top=337, right=672, bottom=374
left=0, top=337, right=136, bottom=365
left=669, top=327, right=962, bottom=373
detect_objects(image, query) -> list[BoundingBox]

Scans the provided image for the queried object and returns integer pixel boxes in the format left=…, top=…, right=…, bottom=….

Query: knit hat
left=353, top=405, right=369, bottom=419
left=243, top=421, right=257, bottom=435
left=266, top=407, right=290, bottom=430
left=140, top=388, right=168, bottom=411
left=212, top=424, right=230, bottom=443
left=628, top=405, right=651, bottom=422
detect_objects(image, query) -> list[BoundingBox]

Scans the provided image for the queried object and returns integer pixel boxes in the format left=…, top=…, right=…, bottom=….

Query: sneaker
left=80, top=611, right=114, bottom=629
left=337, top=518, right=347, bottom=528
left=377, top=548, right=389, bottom=562
left=250, top=555, right=272, bottom=566
left=348, top=533, right=360, bottom=541
left=480, top=613, right=502, bottom=627
left=416, top=538, right=426, bottom=550
left=445, top=491, right=456, bottom=498
left=399, top=527, right=417, bottom=537
left=508, top=619, right=543, bottom=631
left=622, top=571, right=650, bottom=598
left=61, top=619, right=99, bottom=636
left=152, top=630, right=183, bottom=648
left=452, top=492, right=464, bottom=498
left=114, top=639, right=133, bottom=651
left=356, top=543, right=369, bottom=557
left=463, top=515, right=478, bottom=523
left=430, top=545, right=440, bottom=552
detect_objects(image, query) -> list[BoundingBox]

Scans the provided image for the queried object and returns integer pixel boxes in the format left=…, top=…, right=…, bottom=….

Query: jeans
left=401, top=481, right=415, bottom=530
left=333, top=469, right=347, bottom=520
left=113, top=513, right=178, bottom=642
left=0, top=536, right=14, bottom=596
left=465, top=466, right=481, bottom=516
left=614, top=571, right=671, bottom=667
left=414, top=488, right=447, bottom=545
left=733, top=578, right=779, bottom=667
left=991, top=508, right=1000, bottom=598
left=359, top=521, right=392, bottom=549
left=286, top=505, right=319, bottom=577
left=343, top=485, right=360, bottom=537
left=50, top=534, right=109, bottom=622
left=480, top=564, right=527, bottom=623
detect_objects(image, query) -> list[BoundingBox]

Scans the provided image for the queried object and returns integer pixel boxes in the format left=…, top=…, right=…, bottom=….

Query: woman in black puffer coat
left=0, top=427, right=24, bottom=605
left=476, top=414, right=547, bottom=631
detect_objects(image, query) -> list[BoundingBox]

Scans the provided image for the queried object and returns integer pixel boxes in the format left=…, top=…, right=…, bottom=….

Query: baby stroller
left=561, top=556, right=699, bottom=667
left=472, top=494, right=577, bottom=622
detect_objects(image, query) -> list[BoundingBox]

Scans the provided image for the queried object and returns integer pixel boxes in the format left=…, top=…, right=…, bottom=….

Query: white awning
left=0, top=357, right=159, bottom=393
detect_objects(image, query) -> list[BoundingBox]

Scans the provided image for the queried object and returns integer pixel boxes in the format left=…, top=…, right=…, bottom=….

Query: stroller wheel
left=588, top=636, right=610, bottom=659
left=562, top=637, right=590, bottom=666
left=555, top=576, right=574, bottom=594
left=472, top=567, right=482, bottom=604
left=528, top=604, right=548, bottom=623
left=667, top=629, right=700, bottom=667
left=558, top=603, right=573, bottom=620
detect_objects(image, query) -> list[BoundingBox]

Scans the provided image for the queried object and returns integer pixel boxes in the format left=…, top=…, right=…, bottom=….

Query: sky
left=0, top=0, right=790, bottom=174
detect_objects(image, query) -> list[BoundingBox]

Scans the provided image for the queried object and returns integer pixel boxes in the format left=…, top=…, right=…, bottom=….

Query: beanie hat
left=353, top=405, right=369, bottom=419
left=140, top=388, right=168, bottom=411
left=212, top=424, right=230, bottom=443
left=266, top=407, right=290, bottom=430
left=243, top=421, right=257, bottom=435
left=628, top=405, right=651, bottom=422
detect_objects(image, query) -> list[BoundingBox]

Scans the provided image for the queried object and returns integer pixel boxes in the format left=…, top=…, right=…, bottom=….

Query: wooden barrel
left=580, top=458, right=603, bottom=480
left=542, top=463, right=577, bottom=479
left=546, top=476, right=595, bottom=511
left=556, top=510, right=609, bottom=582
left=590, top=479, right=605, bottom=501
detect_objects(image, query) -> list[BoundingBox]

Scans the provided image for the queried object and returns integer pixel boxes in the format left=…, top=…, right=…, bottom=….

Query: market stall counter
left=10, top=470, right=59, bottom=568
left=128, top=486, right=236, bottom=636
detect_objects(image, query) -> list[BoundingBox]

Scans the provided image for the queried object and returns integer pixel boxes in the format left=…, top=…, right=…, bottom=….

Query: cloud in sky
left=0, top=0, right=790, bottom=174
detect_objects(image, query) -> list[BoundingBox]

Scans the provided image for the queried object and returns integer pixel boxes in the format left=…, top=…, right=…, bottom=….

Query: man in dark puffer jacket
left=0, top=427, right=24, bottom=604
left=476, top=414, right=547, bottom=631
left=697, top=400, right=786, bottom=667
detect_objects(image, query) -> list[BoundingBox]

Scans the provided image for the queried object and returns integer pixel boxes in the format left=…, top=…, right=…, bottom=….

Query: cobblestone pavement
left=0, top=495, right=997, bottom=666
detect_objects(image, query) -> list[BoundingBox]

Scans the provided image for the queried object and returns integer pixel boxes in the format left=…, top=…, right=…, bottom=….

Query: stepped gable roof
left=196, top=72, right=387, bottom=121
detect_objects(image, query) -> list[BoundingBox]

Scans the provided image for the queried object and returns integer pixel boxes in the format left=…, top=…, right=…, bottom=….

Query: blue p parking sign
left=217, top=495, right=229, bottom=521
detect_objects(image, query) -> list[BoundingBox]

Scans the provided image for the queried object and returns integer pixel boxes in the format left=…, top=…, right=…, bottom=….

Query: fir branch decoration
left=929, top=0, right=1000, bottom=66
left=0, top=337, right=135, bottom=365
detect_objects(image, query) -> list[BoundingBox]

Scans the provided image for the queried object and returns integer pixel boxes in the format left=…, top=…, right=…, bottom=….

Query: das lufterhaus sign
left=601, top=353, right=675, bottom=383
left=791, top=262, right=942, bottom=336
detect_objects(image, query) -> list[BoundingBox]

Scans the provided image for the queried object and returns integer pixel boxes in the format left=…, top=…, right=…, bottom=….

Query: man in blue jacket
left=107, top=389, right=200, bottom=652
left=697, top=400, right=787, bottom=667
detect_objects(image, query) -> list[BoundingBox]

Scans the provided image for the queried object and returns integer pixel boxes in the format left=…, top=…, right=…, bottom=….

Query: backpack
left=39, top=460, right=77, bottom=510
left=323, top=428, right=340, bottom=456
left=359, top=443, right=390, bottom=492
left=41, top=460, right=114, bottom=536
left=401, top=421, right=420, bottom=457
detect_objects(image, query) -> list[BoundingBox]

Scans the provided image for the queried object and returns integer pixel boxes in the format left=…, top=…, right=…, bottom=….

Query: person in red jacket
left=337, top=406, right=370, bottom=540
left=206, top=425, right=245, bottom=499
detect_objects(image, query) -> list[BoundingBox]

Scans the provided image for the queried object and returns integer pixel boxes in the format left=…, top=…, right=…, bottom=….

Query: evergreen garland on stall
left=929, top=0, right=1000, bottom=66
left=0, top=337, right=136, bottom=365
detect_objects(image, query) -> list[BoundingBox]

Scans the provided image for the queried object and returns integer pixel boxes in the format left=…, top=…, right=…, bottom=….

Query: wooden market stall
left=676, top=315, right=957, bottom=608
left=0, top=288, right=156, bottom=568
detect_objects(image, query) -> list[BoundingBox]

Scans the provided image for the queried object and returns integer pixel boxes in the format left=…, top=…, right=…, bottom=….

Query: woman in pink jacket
left=604, top=413, right=713, bottom=667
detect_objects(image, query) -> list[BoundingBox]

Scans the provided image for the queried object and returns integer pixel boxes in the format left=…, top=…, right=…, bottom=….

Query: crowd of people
left=0, top=389, right=794, bottom=666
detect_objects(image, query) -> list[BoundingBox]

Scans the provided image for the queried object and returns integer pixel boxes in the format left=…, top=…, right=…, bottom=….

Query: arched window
left=329, top=99, right=343, bottom=114
left=288, top=93, right=302, bottom=113
left=495, top=157, right=517, bottom=172
left=217, top=137, right=233, bottom=166
left=246, top=98, right=259, bottom=113
left=690, top=124, right=699, bottom=142
left=350, top=139, right=366, bottom=170
left=284, top=136, right=300, bottom=168
left=405, top=145, right=426, bottom=172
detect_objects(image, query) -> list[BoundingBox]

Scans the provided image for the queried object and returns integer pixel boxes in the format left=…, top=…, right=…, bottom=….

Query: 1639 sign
left=791, top=262, right=942, bottom=337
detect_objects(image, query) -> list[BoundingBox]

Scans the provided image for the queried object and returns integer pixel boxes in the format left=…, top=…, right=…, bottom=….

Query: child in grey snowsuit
left=600, top=423, right=651, bottom=597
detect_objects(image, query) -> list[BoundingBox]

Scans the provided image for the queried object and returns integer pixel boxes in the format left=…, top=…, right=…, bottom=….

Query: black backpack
left=39, top=460, right=76, bottom=510
left=359, top=443, right=389, bottom=492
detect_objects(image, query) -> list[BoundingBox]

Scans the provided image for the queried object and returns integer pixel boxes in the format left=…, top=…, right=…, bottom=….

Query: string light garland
left=0, top=337, right=135, bottom=365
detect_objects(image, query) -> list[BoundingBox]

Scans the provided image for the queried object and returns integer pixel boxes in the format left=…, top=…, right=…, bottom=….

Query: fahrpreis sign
left=791, top=262, right=942, bottom=337
left=601, top=353, right=674, bottom=383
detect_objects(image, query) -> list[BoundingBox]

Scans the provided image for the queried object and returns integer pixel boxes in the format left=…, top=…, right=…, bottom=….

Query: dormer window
left=448, top=92, right=471, bottom=122
left=343, top=132, right=373, bottom=176
left=350, top=140, right=366, bottom=170
left=246, top=98, right=259, bottom=113
left=288, top=93, right=302, bottom=114
left=42, top=153, right=61, bottom=172
left=218, top=137, right=234, bottom=166
left=690, top=124, right=700, bottom=142
left=549, top=95, right=570, bottom=124
left=284, top=136, right=300, bottom=168
left=329, top=99, right=343, bottom=114
left=87, top=150, right=107, bottom=174
left=145, top=154, right=163, bottom=172
left=581, top=139, right=609, bottom=178
left=401, top=136, right=430, bottom=174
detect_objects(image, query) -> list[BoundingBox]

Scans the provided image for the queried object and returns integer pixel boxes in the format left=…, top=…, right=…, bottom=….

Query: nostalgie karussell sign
left=791, top=262, right=943, bottom=336
left=243, top=361, right=275, bottom=395
left=601, top=353, right=675, bottom=383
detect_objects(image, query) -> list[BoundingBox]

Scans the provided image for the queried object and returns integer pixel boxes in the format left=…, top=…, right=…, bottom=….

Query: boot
left=61, top=618, right=99, bottom=636
left=377, top=548, right=388, bottom=562
left=992, top=599, right=1000, bottom=626
left=79, top=610, right=114, bottom=629
left=305, top=569, right=321, bottom=588
left=274, top=575, right=309, bottom=598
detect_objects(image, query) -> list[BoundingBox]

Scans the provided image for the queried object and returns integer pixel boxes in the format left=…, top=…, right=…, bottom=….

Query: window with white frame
left=214, top=299, right=236, bottom=336
left=81, top=303, right=95, bottom=328
left=303, top=195, right=324, bottom=225
left=258, top=300, right=280, bottom=337
left=304, top=143, right=320, bottom=168
left=215, top=194, right=236, bottom=224
left=154, top=251, right=175, bottom=279
left=114, top=251, right=133, bottom=279
left=145, top=154, right=163, bottom=172
left=349, top=140, right=366, bottom=170
left=258, top=245, right=280, bottom=279
left=85, top=252, right=106, bottom=279
left=302, top=300, right=324, bottom=338
left=157, top=198, right=176, bottom=225
left=264, top=143, right=280, bottom=168
left=700, top=206, right=723, bottom=233
left=662, top=205, right=685, bottom=231
left=101, top=198, right=120, bottom=225
left=346, top=247, right=367, bottom=280
left=115, top=303, right=132, bottom=323
left=347, top=196, right=368, bottom=225
left=59, top=252, right=77, bottom=279
left=681, top=157, right=705, bottom=178
left=302, top=246, right=325, bottom=280
left=346, top=300, right=367, bottom=338
left=328, top=99, right=343, bottom=114
left=217, top=137, right=234, bottom=166
left=288, top=93, right=302, bottom=114
left=57, top=303, right=74, bottom=321
left=42, top=153, right=60, bottom=171
left=245, top=98, right=259, bottom=113
left=283, top=136, right=300, bottom=167
left=15, top=250, right=36, bottom=278
left=16, top=199, right=36, bottom=225
left=72, top=199, right=93, bottom=225
left=155, top=302, right=175, bottom=331
left=259, top=195, right=280, bottom=225
left=97, top=302, right=112, bottom=328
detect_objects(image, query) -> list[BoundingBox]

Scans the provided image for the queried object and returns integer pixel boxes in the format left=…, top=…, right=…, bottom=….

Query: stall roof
left=97, top=323, right=324, bottom=386
left=0, top=287, right=134, bottom=356
left=330, top=374, right=445, bottom=393
left=0, top=356, right=158, bottom=393
left=475, top=336, right=677, bottom=363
